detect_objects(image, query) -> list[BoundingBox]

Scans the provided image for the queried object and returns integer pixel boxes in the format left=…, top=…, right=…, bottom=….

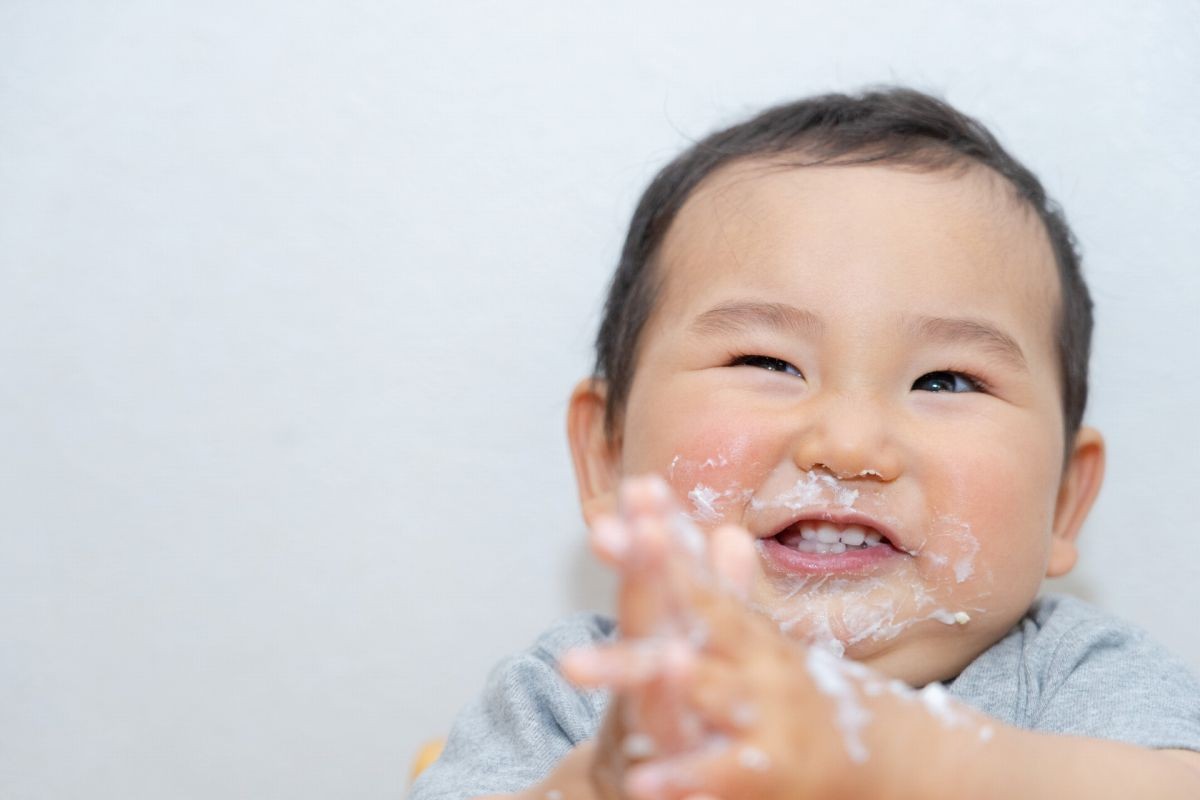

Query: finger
left=669, top=564, right=766, bottom=661
left=615, top=477, right=762, bottom=656
left=644, top=516, right=759, bottom=657
left=682, top=657, right=760, bottom=732
left=589, top=514, right=632, bottom=568
left=589, top=704, right=635, bottom=800
left=623, top=643, right=704, bottom=754
left=618, top=533, right=680, bottom=638
left=625, top=741, right=774, bottom=800
left=619, top=493, right=698, bottom=638
left=619, top=474, right=679, bottom=522
left=616, top=524, right=755, bottom=658
left=626, top=488, right=722, bottom=637
left=706, top=524, right=756, bottom=600
left=559, top=640, right=686, bottom=689
left=627, top=500, right=675, bottom=574
left=622, top=475, right=708, bottom=568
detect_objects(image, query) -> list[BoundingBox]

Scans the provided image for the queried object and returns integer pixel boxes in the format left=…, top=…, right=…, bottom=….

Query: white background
left=2, top=1, right=1198, bottom=797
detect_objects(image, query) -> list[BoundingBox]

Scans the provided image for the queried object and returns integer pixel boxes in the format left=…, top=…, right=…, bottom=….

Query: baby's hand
left=563, top=475, right=991, bottom=800
left=561, top=475, right=752, bottom=798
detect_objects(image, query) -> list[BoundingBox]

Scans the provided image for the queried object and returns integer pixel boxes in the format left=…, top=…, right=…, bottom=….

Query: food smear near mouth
left=668, top=467, right=989, bottom=656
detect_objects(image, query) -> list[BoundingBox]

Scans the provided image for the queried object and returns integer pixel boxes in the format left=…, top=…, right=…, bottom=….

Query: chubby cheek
left=621, top=401, right=779, bottom=525
left=924, top=440, right=1060, bottom=625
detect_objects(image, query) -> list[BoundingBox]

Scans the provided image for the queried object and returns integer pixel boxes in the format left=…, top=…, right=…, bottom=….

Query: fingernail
left=645, top=474, right=672, bottom=500
left=620, top=474, right=673, bottom=516
left=592, top=516, right=630, bottom=560
left=559, top=647, right=599, bottom=681
left=662, top=639, right=696, bottom=678
left=627, top=764, right=669, bottom=798
left=624, top=762, right=681, bottom=800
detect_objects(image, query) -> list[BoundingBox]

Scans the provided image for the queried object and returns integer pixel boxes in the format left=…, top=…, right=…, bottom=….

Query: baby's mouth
left=758, top=510, right=907, bottom=576
left=775, top=521, right=888, bottom=555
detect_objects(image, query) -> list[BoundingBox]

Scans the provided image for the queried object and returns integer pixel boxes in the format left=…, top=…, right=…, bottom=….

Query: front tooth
left=864, top=531, right=883, bottom=546
left=812, top=541, right=835, bottom=554
left=816, top=524, right=840, bottom=544
left=800, top=525, right=818, bottom=541
left=829, top=542, right=847, bottom=554
left=840, top=526, right=866, bottom=546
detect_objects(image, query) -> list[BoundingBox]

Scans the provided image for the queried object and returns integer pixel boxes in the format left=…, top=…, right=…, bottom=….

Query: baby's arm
left=559, top=476, right=1200, bottom=800
left=943, top=729, right=1200, bottom=799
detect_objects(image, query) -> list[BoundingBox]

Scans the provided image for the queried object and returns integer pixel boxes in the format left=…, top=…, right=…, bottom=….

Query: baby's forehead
left=667, top=157, right=1051, bottom=269
left=651, top=158, right=1061, bottom=351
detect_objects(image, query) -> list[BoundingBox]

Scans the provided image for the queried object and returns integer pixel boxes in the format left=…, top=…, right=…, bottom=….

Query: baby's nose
left=787, top=398, right=901, bottom=481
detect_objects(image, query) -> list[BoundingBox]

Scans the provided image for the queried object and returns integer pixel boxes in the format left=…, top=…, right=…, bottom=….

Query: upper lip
left=760, top=508, right=902, bottom=548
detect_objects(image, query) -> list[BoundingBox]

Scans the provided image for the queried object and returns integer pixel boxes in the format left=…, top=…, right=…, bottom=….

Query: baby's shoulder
left=971, top=592, right=1165, bottom=682
left=1026, top=591, right=1138, bottom=636
left=952, top=593, right=1200, bottom=747
left=525, top=611, right=617, bottom=661
left=479, top=611, right=616, bottom=706
left=1018, top=592, right=1163, bottom=672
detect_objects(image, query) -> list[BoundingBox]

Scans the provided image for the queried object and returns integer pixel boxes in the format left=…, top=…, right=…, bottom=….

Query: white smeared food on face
left=668, top=458, right=990, bottom=656
left=750, top=470, right=861, bottom=512
left=687, top=484, right=722, bottom=521
left=686, top=482, right=753, bottom=523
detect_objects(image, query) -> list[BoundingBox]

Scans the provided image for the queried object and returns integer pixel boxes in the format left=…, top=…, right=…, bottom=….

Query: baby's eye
left=730, top=354, right=804, bottom=378
left=912, top=371, right=982, bottom=393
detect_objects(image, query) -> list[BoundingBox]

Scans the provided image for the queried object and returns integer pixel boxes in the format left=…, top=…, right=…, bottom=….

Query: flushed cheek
left=626, top=417, right=779, bottom=525
left=921, top=457, right=1058, bottom=615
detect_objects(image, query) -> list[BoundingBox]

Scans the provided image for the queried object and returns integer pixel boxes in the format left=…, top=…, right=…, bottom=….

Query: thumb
left=707, top=524, right=756, bottom=600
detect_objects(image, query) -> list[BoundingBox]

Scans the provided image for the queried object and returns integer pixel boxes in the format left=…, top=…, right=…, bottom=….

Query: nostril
left=846, top=468, right=885, bottom=479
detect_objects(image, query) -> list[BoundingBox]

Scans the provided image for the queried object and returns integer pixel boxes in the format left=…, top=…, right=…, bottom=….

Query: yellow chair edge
left=409, top=738, right=445, bottom=783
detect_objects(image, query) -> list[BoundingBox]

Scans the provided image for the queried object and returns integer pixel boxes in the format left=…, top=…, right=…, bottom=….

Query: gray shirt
left=409, top=594, right=1200, bottom=799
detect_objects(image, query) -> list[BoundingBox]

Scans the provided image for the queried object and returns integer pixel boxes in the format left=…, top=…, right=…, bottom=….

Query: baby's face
left=608, top=160, right=1082, bottom=685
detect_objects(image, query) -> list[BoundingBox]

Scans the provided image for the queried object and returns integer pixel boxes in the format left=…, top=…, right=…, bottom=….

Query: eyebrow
left=688, top=301, right=824, bottom=338
left=906, top=315, right=1028, bottom=372
left=688, top=300, right=1027, bottom=371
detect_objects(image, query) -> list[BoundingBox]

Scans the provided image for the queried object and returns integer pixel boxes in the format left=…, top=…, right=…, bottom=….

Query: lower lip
left=760, top=536, right=904, bottom=575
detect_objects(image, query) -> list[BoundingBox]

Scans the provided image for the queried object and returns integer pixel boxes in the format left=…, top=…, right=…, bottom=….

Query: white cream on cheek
left=668, top=443, right=756, bottom=523
left=916, top=515, right=984, bottom=584
left=687, top=484, right=722, bottom=521
left=687, top=483, right=753, bottom=522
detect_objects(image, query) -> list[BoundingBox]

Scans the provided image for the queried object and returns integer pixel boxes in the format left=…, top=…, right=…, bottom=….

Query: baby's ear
left=1047, top=426, right=1106, bottom=577
left=566, top=378, right=622, bottom=524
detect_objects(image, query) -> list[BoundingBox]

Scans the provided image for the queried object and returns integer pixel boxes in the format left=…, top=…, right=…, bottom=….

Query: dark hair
left=594, top=87, right=1092, bottom=457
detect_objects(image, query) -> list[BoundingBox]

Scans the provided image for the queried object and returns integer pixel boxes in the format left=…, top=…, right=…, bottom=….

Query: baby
left=410, top=88, right=1200, bottom=799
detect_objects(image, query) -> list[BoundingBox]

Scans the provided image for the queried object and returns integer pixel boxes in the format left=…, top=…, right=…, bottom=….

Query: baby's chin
left=749, top=572, right=978, bottom=670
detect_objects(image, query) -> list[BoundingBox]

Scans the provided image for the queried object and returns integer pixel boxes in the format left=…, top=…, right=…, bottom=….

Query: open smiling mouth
left=776, top=521, right=887, bottom=554
left=761, top=514, right=906, bottom=574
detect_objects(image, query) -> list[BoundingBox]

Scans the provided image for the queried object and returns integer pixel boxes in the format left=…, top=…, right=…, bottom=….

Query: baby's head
left=567, top=88, right=1105, bottom=685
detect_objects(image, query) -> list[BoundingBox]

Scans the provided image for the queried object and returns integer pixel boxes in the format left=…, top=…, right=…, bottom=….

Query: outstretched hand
left=560, top=475, right=982, bottom=800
